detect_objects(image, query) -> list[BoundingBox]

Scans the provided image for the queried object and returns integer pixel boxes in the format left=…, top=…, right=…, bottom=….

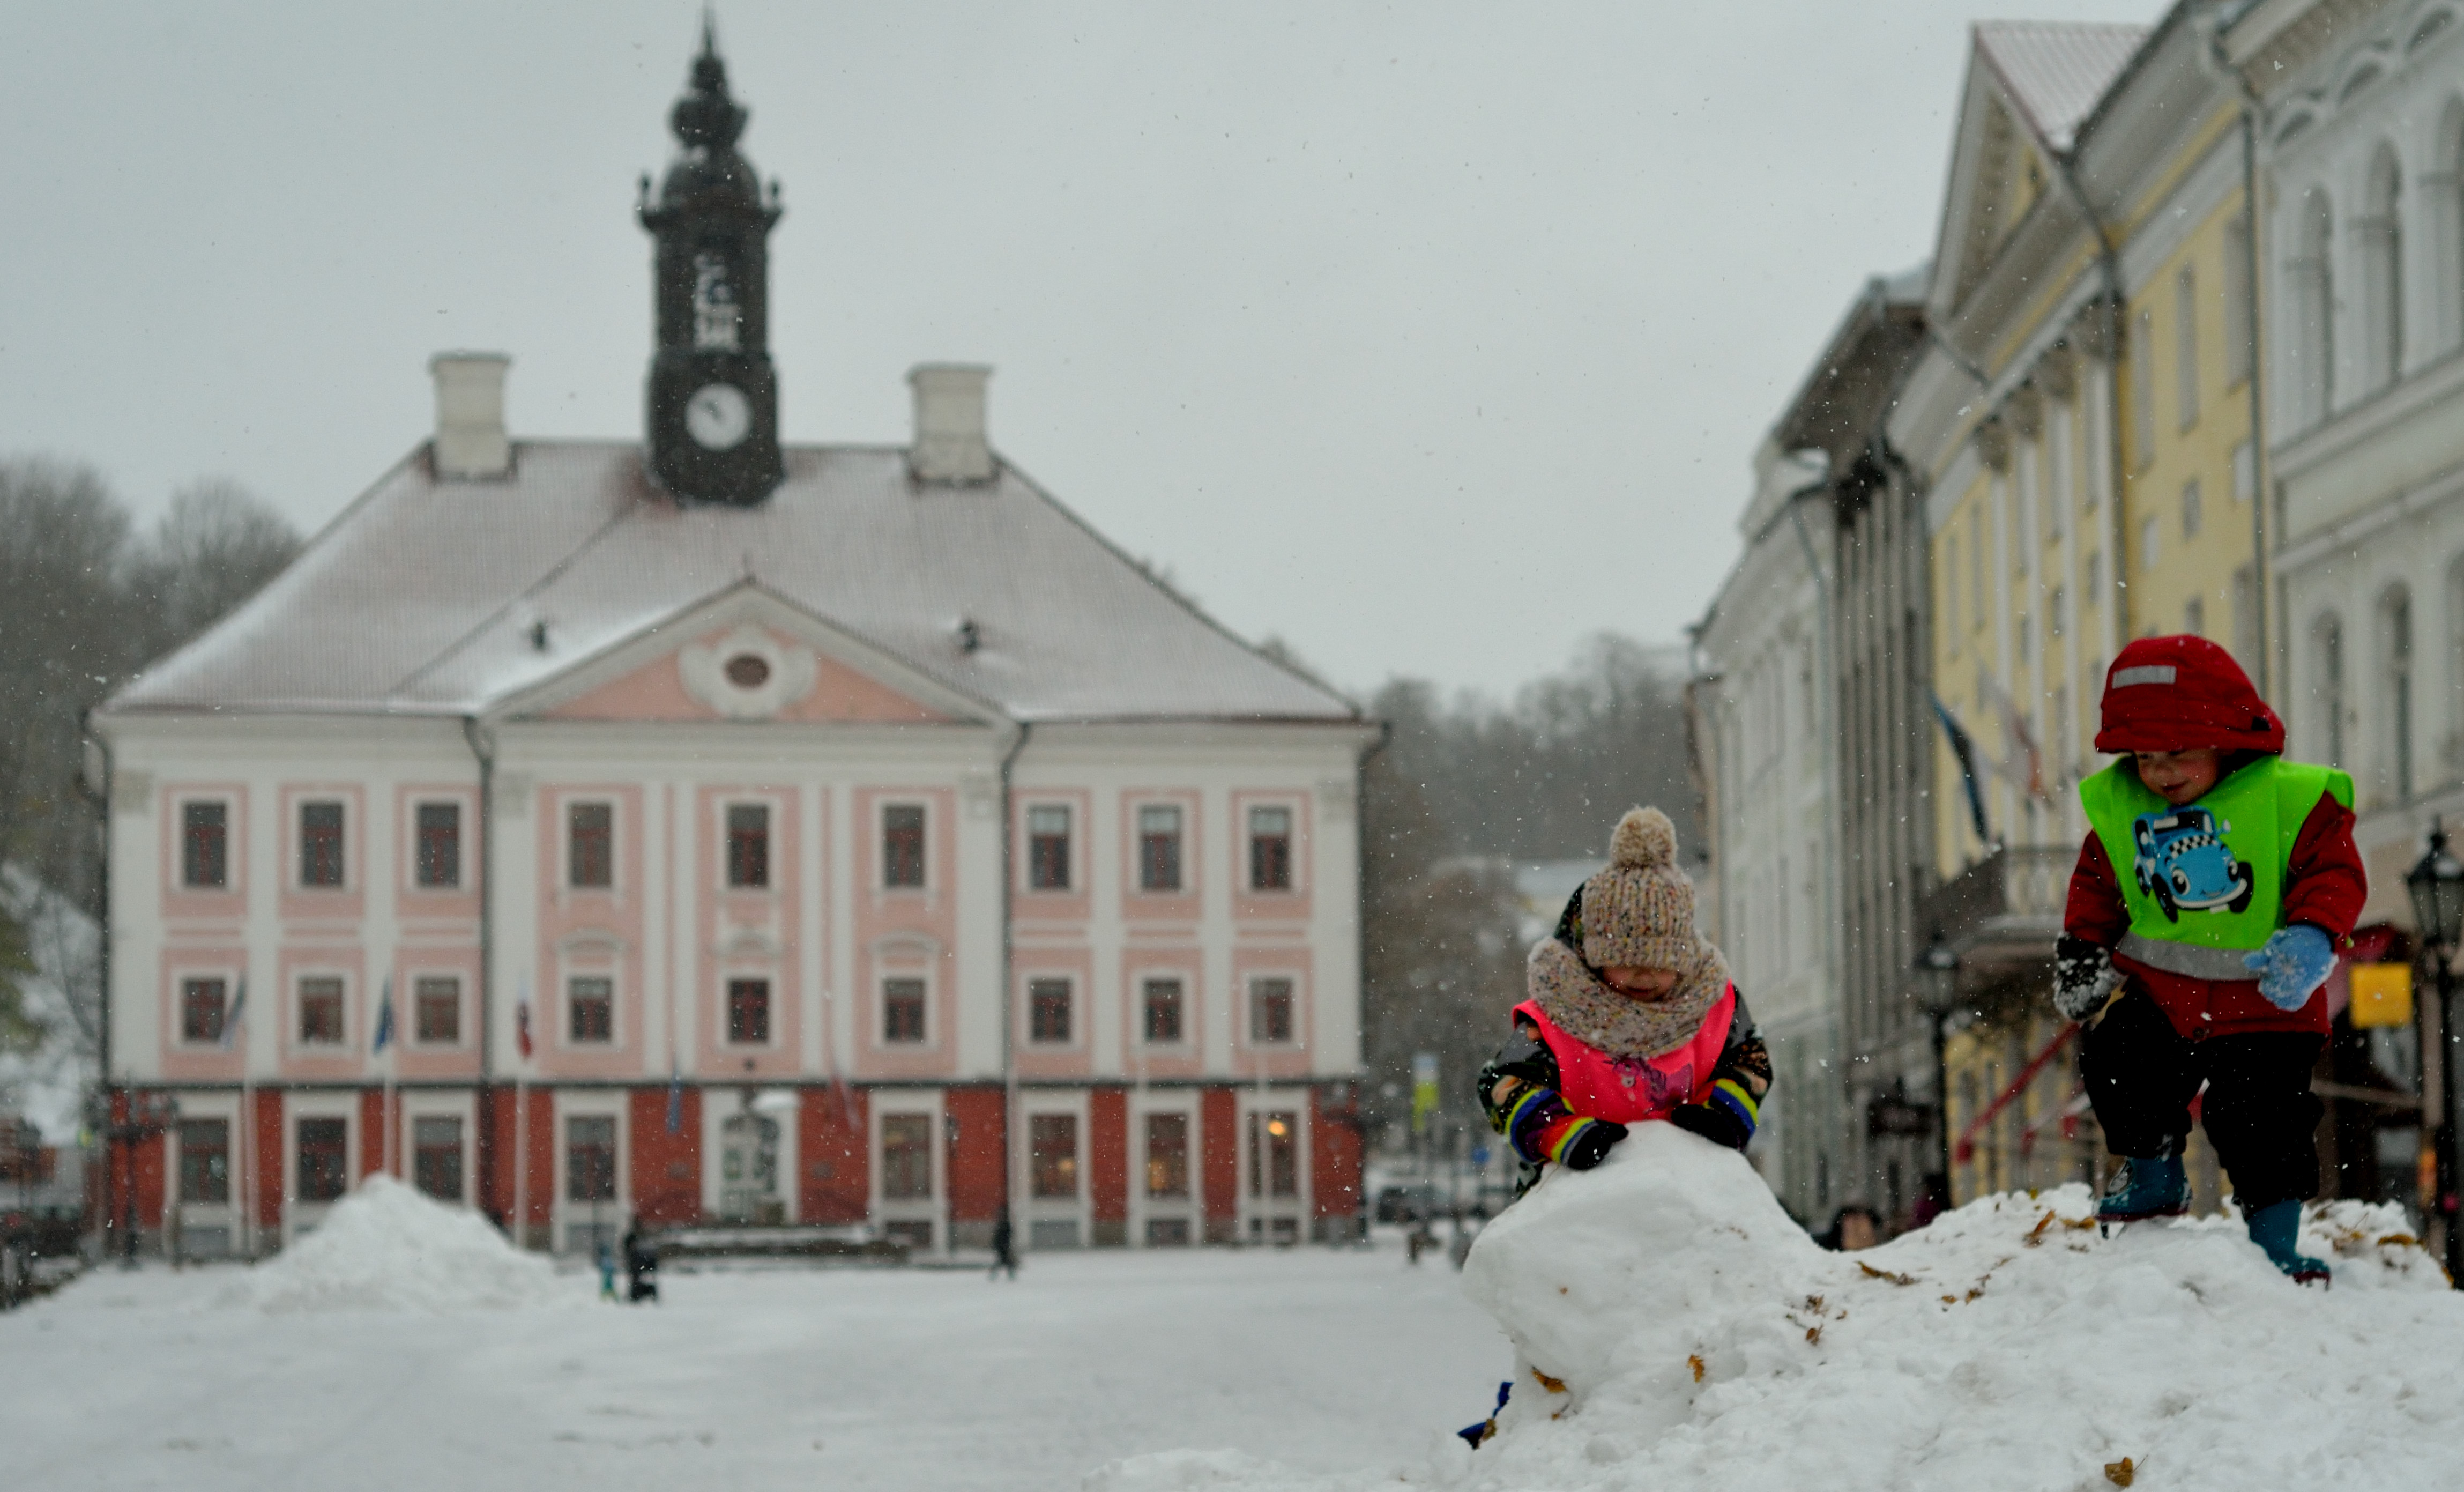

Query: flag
left=1931, top=693, right=1993, bottom=847
left=516, top=977, right=534, bottom=1060
left=219, top=977, right=247, bottom=1049
left=666, top=1060, right=684, bottom=1135
left=373, top=976, right=396, bottom=1055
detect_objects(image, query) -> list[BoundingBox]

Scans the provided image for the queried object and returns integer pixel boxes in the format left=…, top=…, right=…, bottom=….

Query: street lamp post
left=1916, top=931, right=1963, bottom=1208
left=2403, top=820, right=2464, bottom=1285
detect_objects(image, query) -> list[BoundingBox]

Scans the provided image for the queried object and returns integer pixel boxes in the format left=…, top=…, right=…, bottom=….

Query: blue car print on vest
left=2130, top=806, right=2255, bottom=922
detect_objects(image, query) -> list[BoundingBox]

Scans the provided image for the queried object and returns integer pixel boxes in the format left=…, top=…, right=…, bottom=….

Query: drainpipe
left=996, top=721, right=1031, bottom=1248
left=2045, top=136, right=2134, bottom=645
left=1352, top=718, right=1390, bottom=1239
left=461, top=717, right=499, bottom=1230
left=2199, top=6, right=2274, bottom=694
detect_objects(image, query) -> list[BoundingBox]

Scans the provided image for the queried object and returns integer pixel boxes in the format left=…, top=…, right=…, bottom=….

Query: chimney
left=430, top=352, right=512, bottom=479
left=907, top=363, right=994, bottom=485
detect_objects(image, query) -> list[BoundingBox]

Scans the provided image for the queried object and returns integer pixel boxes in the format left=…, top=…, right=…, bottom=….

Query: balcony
left=1916, top=845, right=2070, bottom=977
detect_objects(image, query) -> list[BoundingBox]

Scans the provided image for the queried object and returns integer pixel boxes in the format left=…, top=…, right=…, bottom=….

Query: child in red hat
left=2054, top=635, right=2365, bottom=1283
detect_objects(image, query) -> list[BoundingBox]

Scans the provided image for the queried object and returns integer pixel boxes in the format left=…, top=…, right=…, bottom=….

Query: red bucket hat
left=2095, top=635, right=2284, bottom=754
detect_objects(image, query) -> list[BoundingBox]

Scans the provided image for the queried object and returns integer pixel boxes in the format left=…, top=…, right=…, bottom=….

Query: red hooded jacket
left=2064, top=637, right=2366, bottom=1039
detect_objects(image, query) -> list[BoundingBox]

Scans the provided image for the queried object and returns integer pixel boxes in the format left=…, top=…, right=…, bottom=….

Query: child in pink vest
left=1480, top=807, right=1770, bottom=1193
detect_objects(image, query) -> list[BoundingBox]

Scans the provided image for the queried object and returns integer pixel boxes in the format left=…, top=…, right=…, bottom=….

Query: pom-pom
left=1609, top=807, right=1676, bottom=869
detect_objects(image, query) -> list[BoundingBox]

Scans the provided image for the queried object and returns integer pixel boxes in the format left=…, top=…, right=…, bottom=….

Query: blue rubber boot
left=2244, top=1200, right=2330, bottom=1287
left=2097, top=1151, right=2189, bottom=1225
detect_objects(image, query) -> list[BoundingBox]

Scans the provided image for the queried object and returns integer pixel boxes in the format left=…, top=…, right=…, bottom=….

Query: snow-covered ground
left=0, top=1184, right=1508, bottom=1491
left=14, top=1137, right=2464, bottom=1491
left=1112, top=1126, right=2464, bottom=1491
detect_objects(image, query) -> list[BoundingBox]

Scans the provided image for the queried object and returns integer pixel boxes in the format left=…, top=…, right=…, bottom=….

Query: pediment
left=496, top=582, right=993, bottom=728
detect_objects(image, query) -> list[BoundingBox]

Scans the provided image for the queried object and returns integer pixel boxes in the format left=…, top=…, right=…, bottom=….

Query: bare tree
left=122, top=478, right=303, bottom=664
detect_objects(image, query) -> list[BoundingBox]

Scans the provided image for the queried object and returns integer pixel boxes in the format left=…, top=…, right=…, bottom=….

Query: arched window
left=2362, top=148, right=2406, bottom=394
left=2379, top=585, right=2415, bottom=802
left=2289, top=188, right=2337, bottom=429
left=2314, top=612, right=2346, bottom=769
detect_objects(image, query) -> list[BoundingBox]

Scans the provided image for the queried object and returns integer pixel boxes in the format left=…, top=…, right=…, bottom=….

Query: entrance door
left=1244, top=1107, right=1306, bottom=1244
left=719, top=1112, right=782, bottom=1223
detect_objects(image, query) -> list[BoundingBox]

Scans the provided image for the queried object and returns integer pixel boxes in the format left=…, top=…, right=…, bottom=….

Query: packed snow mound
left=1092, top=1125, right=2464, bottom=1491
left=214, top=1176, right=578, bottom=1313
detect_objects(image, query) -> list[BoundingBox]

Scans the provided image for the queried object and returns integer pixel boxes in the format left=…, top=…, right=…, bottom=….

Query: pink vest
left=1513, top=987, right=1735, bottom=1125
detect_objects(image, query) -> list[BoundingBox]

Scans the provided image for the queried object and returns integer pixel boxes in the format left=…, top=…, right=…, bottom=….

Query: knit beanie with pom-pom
left=1580, top=807, right=1701, bottom=971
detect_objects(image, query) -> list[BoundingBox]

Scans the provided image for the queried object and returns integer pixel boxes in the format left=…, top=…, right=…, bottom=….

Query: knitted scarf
left=1526, top=894, right=1730, bottom=1061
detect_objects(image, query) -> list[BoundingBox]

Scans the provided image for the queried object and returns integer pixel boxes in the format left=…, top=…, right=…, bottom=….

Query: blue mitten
left=2243, top=925, right=2335, bottom=1011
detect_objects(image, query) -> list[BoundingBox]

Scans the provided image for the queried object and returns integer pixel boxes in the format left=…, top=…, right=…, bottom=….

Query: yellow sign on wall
left=2349, top=963, right=2413, bottom=1029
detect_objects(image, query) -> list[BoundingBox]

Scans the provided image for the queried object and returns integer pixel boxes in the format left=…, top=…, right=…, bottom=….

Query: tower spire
left=638, top=20, right=784, bottom=507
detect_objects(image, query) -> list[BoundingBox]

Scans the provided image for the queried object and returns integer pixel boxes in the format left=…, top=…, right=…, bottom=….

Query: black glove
left=1669, top=1101, right=1751, bottom=1152
left=2053, top=936, right=2123, bottom=1023
left=1559, top=1118, right=1628, bottom=1170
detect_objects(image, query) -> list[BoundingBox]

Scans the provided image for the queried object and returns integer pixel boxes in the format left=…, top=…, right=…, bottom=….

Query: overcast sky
left=2, top=1, right=2155, bottom=698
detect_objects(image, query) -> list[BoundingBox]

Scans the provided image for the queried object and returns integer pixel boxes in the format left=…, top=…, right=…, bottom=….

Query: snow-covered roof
left=103, top=442, right=1358, bottom=725
left=1973, top=20, right=2150, bottom=153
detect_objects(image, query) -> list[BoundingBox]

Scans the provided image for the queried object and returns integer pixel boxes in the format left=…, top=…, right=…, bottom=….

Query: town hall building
left=92, top=34, right=1373, bottom=1258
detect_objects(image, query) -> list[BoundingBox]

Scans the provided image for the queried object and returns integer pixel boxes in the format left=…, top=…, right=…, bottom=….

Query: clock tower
left=640, top=25, right=784, bottom=506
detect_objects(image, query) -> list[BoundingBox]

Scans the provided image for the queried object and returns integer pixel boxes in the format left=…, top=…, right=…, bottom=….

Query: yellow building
left=1895, top=12, right=2273, bottom=1209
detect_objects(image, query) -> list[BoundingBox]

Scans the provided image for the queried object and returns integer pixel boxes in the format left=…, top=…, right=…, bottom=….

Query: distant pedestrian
left=1815, top=1204, right=1882, bottom=1252
left=2054, top=637, right=2362, bottom=1286
left=595, top=1237, right=619, bottom=1300
left=989, top=1211, right=1017, bottom=1281
left=623, top=1220, right=659, bottom=1303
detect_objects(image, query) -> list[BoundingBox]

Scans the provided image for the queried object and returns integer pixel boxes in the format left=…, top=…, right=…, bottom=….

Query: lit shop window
left=1030, top=1114, right=1079, bottom=1199
left=1247, top=1111, right=1299, bottom=1199
left=1145, top=1113, right=1189, bottom=1199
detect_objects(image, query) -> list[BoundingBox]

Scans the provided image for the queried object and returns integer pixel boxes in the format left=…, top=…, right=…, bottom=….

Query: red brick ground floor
left=100, top=1081, right=1365, bottom=1257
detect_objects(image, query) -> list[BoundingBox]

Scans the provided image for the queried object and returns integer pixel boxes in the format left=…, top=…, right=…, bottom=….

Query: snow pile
left=1091, top=1125, right=2464, bottom=1491
left=215, top=1175, right=577, bottom=1313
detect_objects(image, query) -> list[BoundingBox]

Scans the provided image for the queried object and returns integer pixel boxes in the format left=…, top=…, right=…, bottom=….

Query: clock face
left=685, top=383, right=753, bottom=450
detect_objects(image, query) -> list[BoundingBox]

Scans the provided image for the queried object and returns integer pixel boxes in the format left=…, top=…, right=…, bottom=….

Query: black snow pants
left=2079, top=988, right=2325, bottom=1212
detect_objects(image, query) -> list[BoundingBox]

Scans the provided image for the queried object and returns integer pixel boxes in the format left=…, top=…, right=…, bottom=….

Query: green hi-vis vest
left=2078, top=756, right=2354, bottom=983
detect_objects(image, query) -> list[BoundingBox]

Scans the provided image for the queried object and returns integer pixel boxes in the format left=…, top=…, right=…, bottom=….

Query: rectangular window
left=1145, top=1112, right=1189, bottom=1199
left=568, top=976, right=614, bottom=1043
left=1250, top=976, right=1295, bottom=1044
left=882, top=804, right=926, bottom=888
left=299, top=800, right=345, bottom=888
left=413, top=1116, right=463, bottom=1201
left=880, top=1114, right=934, bottom=1200
left=181, top=977, right=228, bottom=1044
left=882, top=977, right=927, bottom=1044
left=1030, top=1114, right=1079, bottom=1199
left=413, top=976, right=461, bottom=1044
left=178, top=1118, right=230, bottom=1205
left=2223, top=212, right=2254, bottom=384
left=1248, top=806, right=1293, bottom=891
left=1142, top=977, right=1184, bottom=1044
left=2140, top=517, right=2161, bottom=573
left=1028, top=977, right=1072, bottom=1044
left=2231, top=440, right=2255, bottom=504
left=726, top=803, right=769, bottom=889
left=568, top=803, right=613, bottom=889
left=1246, top=1111, right=1299, bottom=1199
left=2086, top=551, right=2103, bottom=598
left=727, top=978, right=771, bottom=1044
left=2175, top=264, right=2200, bottom=430
left=297, top=977, right=345, bottom=1045
left=1027, top=805, right=1071, bottom=890
left=296, top=1117, right=348, bottom=1203
left=2186, top=597, right=2206, bottom=637
left=1137, top=805, right=1183, bottom=892
left=182, top=801, right=228, bottom=889
left=2049, top=585, right=2066, bottom=640
left=2182, top=478, right=2203, bottom=539
left=566, top=1116, right=617, bottom=1203
left=415, top=803, right=460, bottom=888
left=2131, top=307, right=2156, bottom=469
